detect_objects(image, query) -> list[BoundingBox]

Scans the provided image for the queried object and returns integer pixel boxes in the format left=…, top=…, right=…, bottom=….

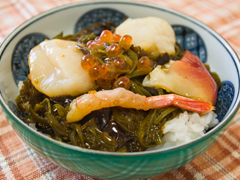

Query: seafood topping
left=142, top=51, right=218, bottom=104
left=67, top=87, right=214, bottom=123
left=28, top=39, right=96, bottom=97
left=115, top=17, right=176, bottom=57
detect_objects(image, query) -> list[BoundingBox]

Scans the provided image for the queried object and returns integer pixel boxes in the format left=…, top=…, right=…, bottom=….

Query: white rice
left=150, top=111, right=218, bottom=150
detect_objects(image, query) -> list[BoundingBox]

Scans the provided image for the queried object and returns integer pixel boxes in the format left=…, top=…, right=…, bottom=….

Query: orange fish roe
left=81, top=54, right=97, bottom=70
left=86, top=40, right=105, bottom=48
left=113, top=57, right=128, bottom=72
left=119, top=35, right=132, bottom=50
left=100, top=30, right=113, bottom=42
left=137, top=56, right=151, bottom=69
left=97, top=78, right=112, bottom=88
left=113, top=76, right=131, bottom=90
left=113, top=34, right=121, bottom=43
left=106, top=44, right=123, bottom=57
left=89, top=65, right=101, bottom=80
left=99, top=63, right=116, bottom=80
left=80, top=30, right=150, bottom=89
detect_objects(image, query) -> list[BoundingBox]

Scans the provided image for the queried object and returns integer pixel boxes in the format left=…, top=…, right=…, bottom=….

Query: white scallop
left=115, top=17, right=176, bottom=56
left=28, top=39, right=96, bottom=97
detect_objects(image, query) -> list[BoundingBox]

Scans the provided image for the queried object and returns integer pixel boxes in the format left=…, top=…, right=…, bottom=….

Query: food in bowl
left=15, top=16, right=220, bottom=152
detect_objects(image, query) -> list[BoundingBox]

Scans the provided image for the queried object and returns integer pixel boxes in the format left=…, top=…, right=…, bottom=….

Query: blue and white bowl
left=0, top=1, right=240, bottom=179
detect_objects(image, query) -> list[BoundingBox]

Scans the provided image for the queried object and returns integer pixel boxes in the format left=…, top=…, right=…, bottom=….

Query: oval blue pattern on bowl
left=215, top=81, right=235, bottom=121
left=74, top=8, right=126, bottom=33
left=172, top=25, right=207, bottom=63
left=12, top=33, right=49, bottom=85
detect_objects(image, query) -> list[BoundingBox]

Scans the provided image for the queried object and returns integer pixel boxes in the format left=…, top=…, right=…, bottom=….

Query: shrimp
left=66, top=87, right=214, bottom=123
left=28, top=39, right=96, bottom=97
left=115, top=17, right=176, bottom=56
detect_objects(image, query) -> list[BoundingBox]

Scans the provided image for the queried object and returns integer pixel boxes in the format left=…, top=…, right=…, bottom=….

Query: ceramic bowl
left=0, top=1, right=240, bottom=179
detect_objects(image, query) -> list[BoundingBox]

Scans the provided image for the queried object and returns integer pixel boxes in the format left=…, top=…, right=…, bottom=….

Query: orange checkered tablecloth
left=0, top=0, right=240, bottom=179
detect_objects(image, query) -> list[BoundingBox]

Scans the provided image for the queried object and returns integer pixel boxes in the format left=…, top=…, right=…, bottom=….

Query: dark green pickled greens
left=15, top=21, right=219, bottom=152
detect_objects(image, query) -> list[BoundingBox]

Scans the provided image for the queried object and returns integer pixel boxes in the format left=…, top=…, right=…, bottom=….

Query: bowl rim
left=0, top=0, right=240, bottom=156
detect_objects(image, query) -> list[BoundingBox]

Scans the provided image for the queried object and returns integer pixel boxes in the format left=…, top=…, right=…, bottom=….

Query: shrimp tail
left=172, top=95, right=214, bottom=113
left=146, top=94, right=214, bottom=113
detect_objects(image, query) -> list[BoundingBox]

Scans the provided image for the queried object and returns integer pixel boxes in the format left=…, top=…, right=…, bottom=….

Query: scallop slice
left=28, top=39, right=96, bottom=97
left=115, top=16, right=176, bottom=56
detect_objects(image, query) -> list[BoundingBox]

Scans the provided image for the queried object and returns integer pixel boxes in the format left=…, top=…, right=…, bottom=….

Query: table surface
left=0, top=0, right=240, bottom=179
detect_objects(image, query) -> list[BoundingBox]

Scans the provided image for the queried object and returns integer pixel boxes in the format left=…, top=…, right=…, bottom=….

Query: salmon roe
left=113, top=34, right=121, bottom=43
left=106, top=44, right=122, bottom=57
left=113, top=76, right=131, bottom=90
left=118, top=35, right=132, bottom=50
left=137, top=56, right=151, bottom=69
left=89, top=65, right=101, bottom=80
left=81, top=31, right=136, bottom=90
left=99, top=63, right=116, bottom=80
left=97, top=78, right=112, bottom=88
left=86, top=40, right=105, bottom=48
left=113, top=57, right=128, bottom=71
left=100, top=30, right=113, bottom=42
left=81, top=54, right=97, bottom=69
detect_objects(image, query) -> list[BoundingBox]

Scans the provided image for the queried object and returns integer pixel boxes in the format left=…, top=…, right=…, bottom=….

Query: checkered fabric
left=0, top=0, right=240, bottom=179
